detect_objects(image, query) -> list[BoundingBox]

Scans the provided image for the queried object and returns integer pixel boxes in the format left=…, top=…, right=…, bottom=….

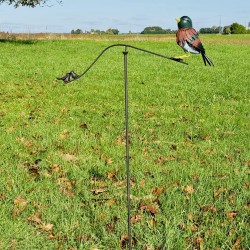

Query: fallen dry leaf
left=141, top=203, right=159, bottom=216
left=6, top=126, right=16, bottom=132
left=224, top=130, right=235, bottom=135
left=99, top=213, right=106, bottom=221
left=116, top=135, right=126, bottom=146
left=90, top=179, right=108, bottom=188
left=10, top=239, right=17, bottom=250
left=203, top=134, right=211, bottom=140
left=28, top=213, right=54, bottom=233
left=200, top=205, right=217, bottom=213
left=14, top=197, right=28, bottom=207
left=47, top=233, right=56, bottom=240
left=106, top=199, right=116, bottom=206
left=59, top=186, right=75, bottom=197
left=177, top=223, right=185, bottom=231
left=232, top=237, right=242, bottom=250
left=187, top=214, right=194, bottom=221
left=142, top=244, right=154, bottom=250
left=113, top=180, right=135, bottom=189
left=120, top=234, right=137, bottom=249
left=90, top=188, right=107, bottom=195
left=51, top=164, right=62, bottom=173
left=59, top=129, right=70, bottom=140
left=79, top=123, right=88, bottom=129
left=13, top=197, right=28, bottom=217
left=152, top=187, right=164, bottom=196
left=183, top=185, right=195, bottom=194
left=57, top=177, right=76, bottom=197
left=105, top=223, right=116, bottom=233
left=149, top=217, right=156, bottom=228
left=0, top=193, right=5, bottom=201
left=28, top=166, right=40, bottom=178
left=107, top=169, right=117, bottom=180
left=28, top=212, right=42, bottom=226
left=165, top=181, right=181, bottom=188
left=61, top=153, right=77, bottom=161
left=193, top=236, right=204, bottom=249
left=192, top=174, right=200, bottom=181
left=105, top=157, right=113, bottom=165
left=40, top=223, right=54, bottom=232
left=16, top=137, right=34, bottom=148
left=155, top=155, right=175, bottom=164
left=131, top=214, right=143, bottom=224
left=227, top=211, right=238, bottom=221
left=105, top=216, right=119, bottom=232
left=139, top=178, right=146, bottom=187
left=120, top=234, right=129, bottom=249
left=214, top=187, right=226, bottom=198
left=190, top=225, right=198, bottom=232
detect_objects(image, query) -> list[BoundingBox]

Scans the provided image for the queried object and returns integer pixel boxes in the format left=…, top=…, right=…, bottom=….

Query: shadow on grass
left=0, top=39, right=37, bottom=45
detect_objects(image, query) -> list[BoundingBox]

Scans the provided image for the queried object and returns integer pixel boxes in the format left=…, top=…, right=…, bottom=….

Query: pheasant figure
left=175, top=16, right=214, bottom=66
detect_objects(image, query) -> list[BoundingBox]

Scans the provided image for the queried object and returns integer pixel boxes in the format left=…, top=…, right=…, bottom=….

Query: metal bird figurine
left=57, top=71, right=80, bottom=83
left=175, top=16, right=214, bottom=66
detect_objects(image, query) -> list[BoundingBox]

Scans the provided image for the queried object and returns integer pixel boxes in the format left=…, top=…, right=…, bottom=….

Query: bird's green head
left=176, top=16, right=193, bottom=29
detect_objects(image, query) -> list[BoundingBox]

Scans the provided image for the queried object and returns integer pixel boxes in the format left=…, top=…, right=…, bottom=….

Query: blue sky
left=0, top=0, right=249, bottom=33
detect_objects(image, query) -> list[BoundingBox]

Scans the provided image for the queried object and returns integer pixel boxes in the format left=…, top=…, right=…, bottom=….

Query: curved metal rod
left=57, top=43, right=188, bottom=83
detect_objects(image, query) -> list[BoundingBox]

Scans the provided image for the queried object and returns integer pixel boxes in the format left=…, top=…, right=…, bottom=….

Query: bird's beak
left=175, top=18, right=180, bottom=23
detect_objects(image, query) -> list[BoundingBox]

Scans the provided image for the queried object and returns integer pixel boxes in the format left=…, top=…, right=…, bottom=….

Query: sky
left=0, top=0, right=249, bottom=33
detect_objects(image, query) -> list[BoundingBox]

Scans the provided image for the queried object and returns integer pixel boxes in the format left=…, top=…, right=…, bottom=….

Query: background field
left=0, top=34, right=249, bottom=249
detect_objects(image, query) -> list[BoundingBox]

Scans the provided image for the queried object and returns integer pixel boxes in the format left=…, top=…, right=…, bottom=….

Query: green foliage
left=141, top=26, right=176, bottom=34
left=230, top=22, right=247, bottom=34
left=0, top=0, right=61, bottom=7
left=0, top=35, right=249, bottom=249
left=223, top=26, right=231, bottom=35
left=71, top=29, right=83, bottom=34
left=85, top=28, right=119, bottom=35
left=200, top=23, right=249, bottom=35
left=199, top=26, right=222, bottom=34
left=106, top=28, right=119, bottom=35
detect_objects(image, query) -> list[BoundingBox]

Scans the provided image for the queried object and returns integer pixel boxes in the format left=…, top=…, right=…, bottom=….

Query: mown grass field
left=0, top=34, right=249, bottom=249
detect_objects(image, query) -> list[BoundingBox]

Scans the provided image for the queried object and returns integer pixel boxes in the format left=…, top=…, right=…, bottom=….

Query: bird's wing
left=176, top=28, right=205, bottom=53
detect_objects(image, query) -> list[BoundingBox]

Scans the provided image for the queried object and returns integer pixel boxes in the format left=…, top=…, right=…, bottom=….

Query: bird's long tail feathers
left=202, top=53, right=214, bottom=66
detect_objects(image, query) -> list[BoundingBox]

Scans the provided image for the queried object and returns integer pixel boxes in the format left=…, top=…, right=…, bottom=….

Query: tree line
left=72, top=22, right=250, bottom=35
left=141, top=23, right=249, bottom=35
left=199, top=23, right=250, bottom=34
left=71, top=28, right=119, bottom=35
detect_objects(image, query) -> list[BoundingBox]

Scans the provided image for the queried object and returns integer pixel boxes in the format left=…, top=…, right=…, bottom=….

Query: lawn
left=0, top=34, right=249, bottom=249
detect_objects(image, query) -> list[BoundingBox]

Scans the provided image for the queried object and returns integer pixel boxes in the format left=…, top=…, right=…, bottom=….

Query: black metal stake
left=123, top=47, right=132, bottom=249
left=57, top=44, right=187, bottom=249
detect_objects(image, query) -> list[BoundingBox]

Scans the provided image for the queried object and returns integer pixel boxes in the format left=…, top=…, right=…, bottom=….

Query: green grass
left=0, top=35, right=249, bottom=249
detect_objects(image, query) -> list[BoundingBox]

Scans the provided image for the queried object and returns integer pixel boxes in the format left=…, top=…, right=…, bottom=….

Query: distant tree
left=111, top=29, right=119, bottom=35
left=89, top=29, right=105, bottom=34
left=106, top=28, right=119, bottom=35
left=199, top=26, right=221, bottom=34
left=141, top=26, right=164, bottom=34
left=141, top=26, right=175, bottom=34
left=0, top=0, right=62, bottom=7
left=71, top=29, right=83, bottom=34
left=230, top=22, right=247, bottom=34
left=223, top=26, right=231, bottom=35
left=165, top=29, right=176, bottom=34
